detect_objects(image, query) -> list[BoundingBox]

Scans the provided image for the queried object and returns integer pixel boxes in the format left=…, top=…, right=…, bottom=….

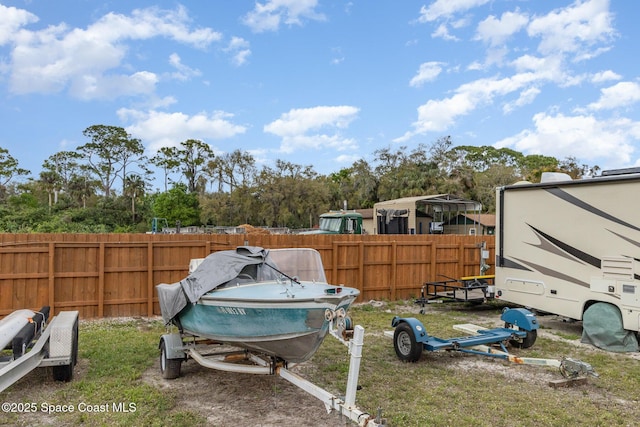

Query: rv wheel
left=160, top=339, right=182, bottom=379
left=393, top=323, right=423, bottom=362
left=505, top=323, right=537, bottom=348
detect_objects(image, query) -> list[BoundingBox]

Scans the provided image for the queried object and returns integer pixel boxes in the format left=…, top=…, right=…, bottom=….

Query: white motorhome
left=494, top=168, right=640, bottom=335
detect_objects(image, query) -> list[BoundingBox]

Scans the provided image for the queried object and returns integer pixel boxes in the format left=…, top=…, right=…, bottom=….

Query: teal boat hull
left=177, top=282, right=359, bottom=363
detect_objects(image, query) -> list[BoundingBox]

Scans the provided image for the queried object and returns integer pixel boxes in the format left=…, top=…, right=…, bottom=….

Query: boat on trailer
left=156, top=246, right=384, bottom=426
left=156, top=246, right=360, bottom=363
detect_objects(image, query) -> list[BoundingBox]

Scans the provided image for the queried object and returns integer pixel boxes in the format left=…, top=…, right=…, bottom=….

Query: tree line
left=0, top=125, right=599, bottom=233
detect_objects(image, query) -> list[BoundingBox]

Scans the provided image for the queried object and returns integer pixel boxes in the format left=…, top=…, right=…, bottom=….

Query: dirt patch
left=0, top=357, right=91, bottom=427
left=142, top=357, right=354, bottom=426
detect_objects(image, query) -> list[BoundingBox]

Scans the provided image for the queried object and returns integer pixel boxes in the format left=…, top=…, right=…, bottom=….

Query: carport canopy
left=373, top=194, right=483, bottom=234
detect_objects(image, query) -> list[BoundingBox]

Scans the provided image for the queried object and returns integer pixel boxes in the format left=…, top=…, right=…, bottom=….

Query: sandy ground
left=142, top=355, right=357, bottom=427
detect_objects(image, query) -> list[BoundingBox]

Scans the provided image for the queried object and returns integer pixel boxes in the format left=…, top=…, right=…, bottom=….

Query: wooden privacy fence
left=0, top=233, right=495, bottom=319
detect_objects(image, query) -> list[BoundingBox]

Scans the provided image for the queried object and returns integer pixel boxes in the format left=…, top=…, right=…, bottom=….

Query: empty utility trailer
left=494, top=169, right=640, bottom=346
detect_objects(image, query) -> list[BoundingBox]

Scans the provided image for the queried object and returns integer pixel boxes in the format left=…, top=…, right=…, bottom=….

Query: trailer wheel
left=52, top=318, right=79, bottom=382
left=505, top=323, right=537, bottom=348
left=393, top=323, right=423, bottom=362
left=160, top=339, right=182, bottom=379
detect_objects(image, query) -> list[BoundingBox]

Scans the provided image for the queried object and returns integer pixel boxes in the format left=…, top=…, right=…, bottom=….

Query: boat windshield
left=267, top=248, right=327, bottom=283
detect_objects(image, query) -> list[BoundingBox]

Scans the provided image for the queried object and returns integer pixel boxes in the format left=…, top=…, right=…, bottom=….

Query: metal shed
left=373, top=194, right=483, bottom=235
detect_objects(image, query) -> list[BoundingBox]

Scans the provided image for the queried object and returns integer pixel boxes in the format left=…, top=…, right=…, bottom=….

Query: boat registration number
left=216, top=306, right=247, bottom=315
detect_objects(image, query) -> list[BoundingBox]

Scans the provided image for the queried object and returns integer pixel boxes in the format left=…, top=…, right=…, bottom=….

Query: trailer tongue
left=450, top=323, right=598, bottom=379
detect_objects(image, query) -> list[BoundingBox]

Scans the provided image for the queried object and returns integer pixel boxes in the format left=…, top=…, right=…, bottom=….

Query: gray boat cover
left=581, top=302, right=639, bottom=352
left=156, top=246, right=271, bottom=323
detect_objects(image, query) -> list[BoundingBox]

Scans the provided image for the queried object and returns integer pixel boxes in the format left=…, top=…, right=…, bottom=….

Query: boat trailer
left=390, top=308, right=597, bottom=379
left=0, top=307, right=79, bottom=393
left=159, top=309, right=385, bottom=427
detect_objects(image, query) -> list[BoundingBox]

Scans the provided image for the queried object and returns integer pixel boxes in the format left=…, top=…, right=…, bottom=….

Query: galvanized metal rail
left=0, top=310, right=79, bottom=393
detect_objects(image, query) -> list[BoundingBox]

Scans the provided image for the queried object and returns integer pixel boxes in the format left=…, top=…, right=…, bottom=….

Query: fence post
left=98, top=242, right=105, bottom=318
left=459, top=239, right=465, bottom=277
left=147, top=242, right=154, bottom=317
left=358, top=241, right=364, bottom=295
left=48, top=242, right=55, bottom=316
left=332, top=240, right=338, bottom=284
left=430, top=240, right=437, bottom=282
left=390, top=241, right=397, bottom=300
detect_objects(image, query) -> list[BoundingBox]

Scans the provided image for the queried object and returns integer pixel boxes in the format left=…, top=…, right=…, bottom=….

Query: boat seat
left=237, top=265, right=257, bottom=282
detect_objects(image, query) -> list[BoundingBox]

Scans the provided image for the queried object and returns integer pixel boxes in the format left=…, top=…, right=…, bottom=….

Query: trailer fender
left=391, top=316, right=429, bottom=344
left=500, top=308, right=539, bottom=331
left=159, top=333, right=185, bottom=360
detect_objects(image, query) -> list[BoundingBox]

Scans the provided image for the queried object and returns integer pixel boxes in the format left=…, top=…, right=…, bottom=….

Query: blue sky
left=1, top=0, right=639, bottom=188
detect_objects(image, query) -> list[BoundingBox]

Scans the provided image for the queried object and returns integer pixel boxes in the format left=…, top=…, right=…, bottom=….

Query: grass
left=309, top=302, right=640, bottom=427
left=0, top=318, right=205, bottom=427
left=1, top=302, right=639, bottom=427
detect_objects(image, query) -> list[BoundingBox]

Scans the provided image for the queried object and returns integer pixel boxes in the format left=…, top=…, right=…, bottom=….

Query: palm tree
left=39, top=170, right=61, bottom=211
left=124, top=174, right=146, bottom=222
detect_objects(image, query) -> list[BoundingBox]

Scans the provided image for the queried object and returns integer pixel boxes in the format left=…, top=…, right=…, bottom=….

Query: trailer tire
left=393, top=323, right=423, bottom=362
left=505, top=323, right=537, bottom=348
left=160, top=339, right=181, bottom=379
left=52, top=318, right=79, bottom=382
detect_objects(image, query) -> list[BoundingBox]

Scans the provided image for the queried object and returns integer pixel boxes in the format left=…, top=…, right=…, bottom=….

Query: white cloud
left=168, top=53, right=202, bottom=81
left=503, top=86, right=541, bottom=114
left=6, top=5, right=221, bottom=98
left=587, top=81, right=640, bottom=111
left=510, top=55, right=570, bottom=85
left=590, top=70, right=621, bottom=83
left=117, top=109, right=247, bottom=152
left=335, top=153, right=361, bottom=164
left=224, top=37, right=251, bottom=66
left=264, top=105, right=359, bottom=153
left=242, top=0, right=326, bottom=33
left=93, top=6, right=221, bottom=49
left=402, top=2, right=619, bottom=144
left=475, top=11, right=529, bottom=47
left=0, top=4, right=38, bottom=45
left=431, top=23, right=459, bottom=41
left=409, top=62, right=445, bottom=87
left=418, top=0, right=490, bottom=23
left=71, top=71, right=159, bottom=100
left=495, top=112, right=639, bottom=167
left=397, top=73, right=542, bottom=141
left=527, top=0, right=615, bottom=57
left=148, top=96, right=178, bottom=109
left=472, top=10, right=529, bottom=68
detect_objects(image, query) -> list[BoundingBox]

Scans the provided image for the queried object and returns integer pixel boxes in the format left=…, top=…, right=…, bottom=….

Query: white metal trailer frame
left=494, top=170, right=640, bottom=332
left=0, top=310, right=79, bottom=393
left=159, top=314, right=384, bottom=427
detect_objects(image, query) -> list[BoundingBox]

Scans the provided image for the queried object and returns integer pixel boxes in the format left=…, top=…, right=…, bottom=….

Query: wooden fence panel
left=104, top=243, right=146, bottom=318
left=361, top=241, right=394, bottom=301
left=54, top=243, right=100, bottom=319
left=0, top=233, right=495, bottom=319
left=393, top=241, right=433, bottom=300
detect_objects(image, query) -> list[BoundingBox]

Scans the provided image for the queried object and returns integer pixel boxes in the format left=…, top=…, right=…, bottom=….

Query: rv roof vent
left=601, top=167, right=640, bottom=177
left=540, top=172, right=572, bottom=183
